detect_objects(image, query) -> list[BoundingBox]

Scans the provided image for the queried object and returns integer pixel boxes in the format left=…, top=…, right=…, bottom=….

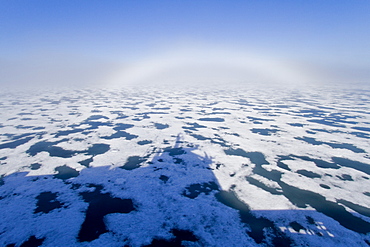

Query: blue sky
left=1, top=1, right=369, bottom=87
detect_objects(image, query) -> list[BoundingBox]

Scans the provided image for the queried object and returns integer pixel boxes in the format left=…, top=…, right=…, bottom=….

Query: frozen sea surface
left=0, top=84, right=369, bottom=246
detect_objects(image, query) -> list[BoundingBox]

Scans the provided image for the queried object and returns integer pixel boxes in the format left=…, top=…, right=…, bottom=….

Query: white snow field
left=0, top=84, right=369, bottom=246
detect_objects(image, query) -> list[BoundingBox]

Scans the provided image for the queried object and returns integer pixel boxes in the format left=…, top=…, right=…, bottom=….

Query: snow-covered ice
left=0, top=84, right=369, bottom=246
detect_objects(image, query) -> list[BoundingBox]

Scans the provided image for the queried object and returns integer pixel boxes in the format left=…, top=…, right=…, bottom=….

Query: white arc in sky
left=107, top=46, right=316, bottom=87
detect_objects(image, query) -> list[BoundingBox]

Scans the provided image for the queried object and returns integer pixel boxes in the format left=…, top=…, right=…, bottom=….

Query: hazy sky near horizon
left=1, top=1, right=369, bottom=88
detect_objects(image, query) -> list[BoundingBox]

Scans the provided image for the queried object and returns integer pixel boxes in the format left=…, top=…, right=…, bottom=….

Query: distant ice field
left=0, top=84, right=369, bottom=246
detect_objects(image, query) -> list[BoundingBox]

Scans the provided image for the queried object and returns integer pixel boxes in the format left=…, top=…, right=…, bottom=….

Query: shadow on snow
left=0, top=135, right=369, bottom=246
